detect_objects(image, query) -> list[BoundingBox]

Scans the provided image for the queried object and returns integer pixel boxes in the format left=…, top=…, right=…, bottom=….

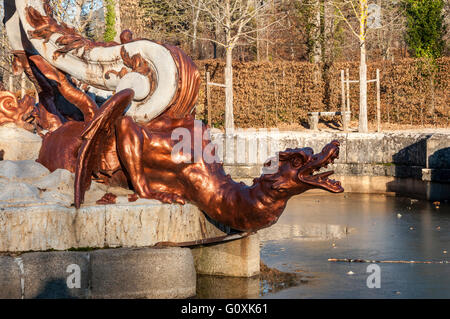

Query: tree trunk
left=114, top=0, right=122, bottom=42
left=287, top=18, right=295, bottom=60
left=192, top=3, right=200, bottom=57
left=255, top=0, right=260, bottom=61
left=359, top=0, right=368, bottom=133
left=224, top=0, right=234, bottom=132
left=312, top=0, right=322, bottom=64
left=73, top=1, right=82, bottom=32
left=359, top=41, right=368, bottom=132
left=256, top=28, right=260, bottom=61
left=225, top=47, right=234, bottom=131
left=323, top=0, right=333, bottom=64
left=214, top=15, right=220, bottom=59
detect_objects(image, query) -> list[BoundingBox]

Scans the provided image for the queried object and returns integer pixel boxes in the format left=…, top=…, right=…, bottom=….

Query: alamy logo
left=366, top=264, right=381, bottom=289
left=171, top=120, right=280, bottom=174
left=66, top=264, right=81, bottom=289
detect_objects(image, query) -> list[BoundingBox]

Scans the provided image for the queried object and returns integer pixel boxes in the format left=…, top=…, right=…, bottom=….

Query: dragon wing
left=74, top=89, right=135, bottom=208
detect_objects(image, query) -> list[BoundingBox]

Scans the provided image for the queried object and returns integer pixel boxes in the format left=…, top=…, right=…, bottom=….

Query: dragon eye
left=292, top=157, right=303, bottom=168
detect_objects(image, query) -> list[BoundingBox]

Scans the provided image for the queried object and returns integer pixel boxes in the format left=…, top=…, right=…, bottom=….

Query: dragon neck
left=191, top=168, right=290, bottom=232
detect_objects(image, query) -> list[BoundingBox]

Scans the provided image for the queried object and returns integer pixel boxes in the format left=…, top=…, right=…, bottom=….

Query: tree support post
left=341, top=70, right=348, bottom=131
left=376, top=68, right=381, bottom=132
left=206, top=72, right=212, bottom=127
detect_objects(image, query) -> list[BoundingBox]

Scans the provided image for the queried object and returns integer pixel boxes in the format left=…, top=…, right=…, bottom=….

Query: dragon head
left=262, top=140, right=344, bottom=197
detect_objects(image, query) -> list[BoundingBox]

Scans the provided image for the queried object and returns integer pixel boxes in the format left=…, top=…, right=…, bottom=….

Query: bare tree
left=329, top=0, right=370, bottom=132
left=370, top=0, right=406, bottom=61
left=0, top=2, right=18, bottom=92
left=311, top=0, right=321, bottom=64
left=49, top=0, right=103, bottom=37
left=176, top=0, right=285, bottom=131
left=114, top=0, right=121, bottom=42
left=330, top=0, right=406, bottom=132
left=191, top=0, right=201, bottom=55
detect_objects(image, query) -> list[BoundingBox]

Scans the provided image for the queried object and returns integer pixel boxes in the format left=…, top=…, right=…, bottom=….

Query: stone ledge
left=422, top=169, right=450, bottom=183
left=0, top=203, right=226, bottom=253
left=224, top=163, right=425, bottom=179
left=212, top=131, right=449, bottom=167
left=0, top=160, right=231, bottom=253
left=21, top=251, right=90, bottom=299
left=0, top=247, right=196, bottom=299
left=337, top=175, right=450, bottom=201
left=427, top=134, right=450, bottom=169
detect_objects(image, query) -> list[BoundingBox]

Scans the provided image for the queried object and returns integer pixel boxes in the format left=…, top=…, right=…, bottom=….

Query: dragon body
left=3, top=0, right=344, bottom=232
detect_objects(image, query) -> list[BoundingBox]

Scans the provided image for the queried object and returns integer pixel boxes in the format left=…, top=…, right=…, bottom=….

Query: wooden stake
left=346, top=68, right=350, bottom=113
left=206, top=72, right=212, bottom=127
left=341, top=70, right=347, bottom=131
left=275, top=82, right=278, bottom=126
left=376, top=69, right=381, bottom=132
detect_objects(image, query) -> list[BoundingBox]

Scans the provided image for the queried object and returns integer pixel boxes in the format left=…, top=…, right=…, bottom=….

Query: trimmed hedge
left=195, top=58, right=449, bottom=128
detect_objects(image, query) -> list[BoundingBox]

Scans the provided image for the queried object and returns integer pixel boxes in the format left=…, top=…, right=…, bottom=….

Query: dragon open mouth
left=298, top=141, right=344, bottom=193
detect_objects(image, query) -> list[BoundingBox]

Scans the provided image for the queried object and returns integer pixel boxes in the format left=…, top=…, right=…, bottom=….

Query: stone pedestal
left=191, top=235, right=260, bottom=278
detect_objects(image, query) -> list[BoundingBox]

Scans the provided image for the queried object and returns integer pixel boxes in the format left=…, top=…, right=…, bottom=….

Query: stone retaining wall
left=211, top=130, right=450, bottom=200
left=2, top=125, right=447, bottom=181
left=0, top=247, right=196, bottom=299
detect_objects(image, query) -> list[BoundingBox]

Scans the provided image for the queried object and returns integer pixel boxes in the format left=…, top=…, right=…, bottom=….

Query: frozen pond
left=260, top=193, right=450, bottom=299
left=197, top=193, right=450, bottom=298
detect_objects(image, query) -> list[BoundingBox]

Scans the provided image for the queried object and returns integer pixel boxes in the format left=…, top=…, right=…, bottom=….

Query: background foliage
left=404, top=0, right=446, bottom=59
left=195, top=58, right=449, bottom=128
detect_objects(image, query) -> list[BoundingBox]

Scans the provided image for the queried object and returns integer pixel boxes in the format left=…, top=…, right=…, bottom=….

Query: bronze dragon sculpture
left=3, top=0, right=344, bottom=232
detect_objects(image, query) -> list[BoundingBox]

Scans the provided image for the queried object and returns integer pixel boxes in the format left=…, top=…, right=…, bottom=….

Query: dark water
left=259, top=193, right=450, bottom=299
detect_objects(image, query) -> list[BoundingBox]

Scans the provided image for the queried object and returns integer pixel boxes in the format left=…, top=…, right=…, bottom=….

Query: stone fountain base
left=0, top=159, right=232, bottom=252
left=0, top=236, right=259, bottom=299
left=0, top=141, right=260, bottom=298
left=0, top=247, right=196, bottom=299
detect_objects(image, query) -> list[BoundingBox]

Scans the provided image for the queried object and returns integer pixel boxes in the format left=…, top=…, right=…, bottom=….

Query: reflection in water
left=196, top=275, right=260, bottom=299
left=196, top=263, right=312, bottom=299
left=261, top=193, right=450, bottom=299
